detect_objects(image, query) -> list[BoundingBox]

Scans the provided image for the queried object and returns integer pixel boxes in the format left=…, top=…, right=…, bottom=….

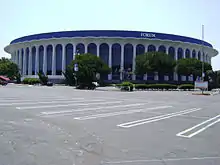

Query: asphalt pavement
left=0, top=84, right=220, bottom=165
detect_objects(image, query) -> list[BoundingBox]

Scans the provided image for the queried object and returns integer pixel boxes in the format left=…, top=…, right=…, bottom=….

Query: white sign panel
left=195, top=81, right=208, bottom=89
left=74, top=63, right=78, bottom=72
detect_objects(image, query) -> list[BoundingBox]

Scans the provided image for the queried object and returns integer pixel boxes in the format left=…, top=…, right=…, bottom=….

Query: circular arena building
left=4, top=30, right=218, bottom=82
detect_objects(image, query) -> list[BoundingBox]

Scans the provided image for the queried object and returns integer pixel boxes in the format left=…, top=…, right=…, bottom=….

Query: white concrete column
left=28, top=47, right=32, bottom=75
left=195, top=50, right=198, bottom=59
left=108, top=44, right=112, bottom=80
left=183, top=48, right=186, bottom=58
left=23, top=49, right=26, bottom=75
left=155, top=45, right=159, bottom=52
left=85, top=43, right=88, bottom=53
left=174, top=47, right=178, bottom=81
left=13, top=52, right=16, bottom=63
left=35, top=46, right=39, bottom=75
left=73, top=44, right=76, bottom=60
left=97, top=43, right=100, bottom=57
left=201, top=52, right=203, bottom=62
left=165, top=46, right=169, bottom=54
left=62, top=44, right=66, bottom=74
left=145, top=45, right=148, bottom=52
left=132, top=44, right=137, bottom=80
left=120, top=44, right=124, bottom=81
left=190, top=49, right=193, bottom=58
left=11, top=53, right=14, bottom=62
left=164, top=46, right=169, bottom=81
left=43, top=45, right=47, bottom=75
left=18, top=50, right=22, bottom=74
left=175, top=47, right=178, bottom=61
left=182, top=48, right=186, bottom=81
left=15, top=51, right=18, bottom=65
left=52, top=44, right=56, bottom=75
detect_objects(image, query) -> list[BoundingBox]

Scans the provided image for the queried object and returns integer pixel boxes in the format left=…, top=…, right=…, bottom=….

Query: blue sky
left=1, top=0, right=219, bottom=70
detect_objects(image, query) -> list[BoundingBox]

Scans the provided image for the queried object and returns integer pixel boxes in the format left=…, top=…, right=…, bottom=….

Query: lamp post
left=73, top=48, right=80, bottom=87
left=201, top=25, right=205, bottom=81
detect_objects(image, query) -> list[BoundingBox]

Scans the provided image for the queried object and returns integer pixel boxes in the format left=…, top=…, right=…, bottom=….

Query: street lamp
left=201, top=25, right=205, bottom=81
left=73, top=48, right=80, bottom=87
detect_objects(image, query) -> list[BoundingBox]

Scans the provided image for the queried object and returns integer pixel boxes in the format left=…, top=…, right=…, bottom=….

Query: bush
left=178, top=84, right=194, bottom=90
left=135, top=84, right=177, bottom=90
left=76, top=83, right=96, bottom=90
left=148, top=84, right=177, bottom=90
left=118, top=81, right=134, bottom=91
left=23, top=78, right=40, bottom=85
left=38, top=73, right=48, bottom=85
left=135, top=84, right=149, bottom=90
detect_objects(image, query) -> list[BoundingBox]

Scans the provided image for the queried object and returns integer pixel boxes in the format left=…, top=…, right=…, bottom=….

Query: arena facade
left=4, top=30, right=218, bottom=82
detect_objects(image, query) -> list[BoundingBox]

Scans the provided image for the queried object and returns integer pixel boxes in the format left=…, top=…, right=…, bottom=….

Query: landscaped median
left=115, top=82, right=195, bottom=91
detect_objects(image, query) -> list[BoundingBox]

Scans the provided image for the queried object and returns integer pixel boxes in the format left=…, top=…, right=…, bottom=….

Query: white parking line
left=16, top=100, right=123, bottom=110
left=176, top=114, right=220, bottom=138
left=0, top=98, right=84, bottom=105
left=74, top=106, right=173, bottom=120
left=40, top=103, right=149, bottom=116
left=117, top=108, right=202, bottom=128
left=16, top=99, right=105, bottom=109
left=104, top=156, right=220, bottom=164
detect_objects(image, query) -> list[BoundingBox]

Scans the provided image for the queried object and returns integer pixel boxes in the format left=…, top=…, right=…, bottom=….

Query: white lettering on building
left=141, top=33, right=156, bottom=38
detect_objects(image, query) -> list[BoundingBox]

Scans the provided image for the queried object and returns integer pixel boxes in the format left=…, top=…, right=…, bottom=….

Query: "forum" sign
left=141, top=33, right=156, bottom=38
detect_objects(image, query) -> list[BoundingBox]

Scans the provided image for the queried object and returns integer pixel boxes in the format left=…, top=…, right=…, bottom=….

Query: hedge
left=135, top=84, right=177, bottom=90
left=115, top=83, right=195, bottom=91
left=178, top=84, right=194, bottom=90
left=23, top=78, right=40, bottom=85
left=117, top=81, right=134, bottom=91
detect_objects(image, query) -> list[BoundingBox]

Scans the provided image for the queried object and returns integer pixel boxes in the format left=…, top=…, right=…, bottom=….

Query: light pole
left=73, top=48, right=80, bottom=87
left=201, top=25, right=205, bottom=81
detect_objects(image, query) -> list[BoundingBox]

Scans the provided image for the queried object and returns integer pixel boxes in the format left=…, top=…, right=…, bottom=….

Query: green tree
left=135, top=52, right=176, bottom=76
left=0, top=57, right=19, bottom=80
left=205, top=70, right=220, bottom=89
left=65, top=53, right=111, bottom=86
left=176, top=58, right=212, bottom=79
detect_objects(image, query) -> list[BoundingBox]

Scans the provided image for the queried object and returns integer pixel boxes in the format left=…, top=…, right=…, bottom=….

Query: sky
left=0, top=0, right=220, bottom=70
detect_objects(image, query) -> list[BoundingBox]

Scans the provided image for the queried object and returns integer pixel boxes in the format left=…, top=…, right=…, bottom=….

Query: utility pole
left=201, top=25, right=205, bottom=81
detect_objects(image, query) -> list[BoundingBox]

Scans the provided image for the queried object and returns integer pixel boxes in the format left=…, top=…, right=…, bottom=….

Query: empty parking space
left=0, top=84, right=220, bottom=165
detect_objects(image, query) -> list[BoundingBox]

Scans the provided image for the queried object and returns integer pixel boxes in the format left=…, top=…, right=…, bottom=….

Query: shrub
left=76, top=83, right=96, bottom=90
left=23, top=78, right=40, bottom=85
left=147, top=84, right=177, bottom=90
left=38, top=73, right=48, bottom=85
left=135, top=84, right=177, bottom=90
left=118, top=81, right=134, bottom=91
left=135, top=84, right=149, bottom=90
left=178, top=84, right=194, bottom=90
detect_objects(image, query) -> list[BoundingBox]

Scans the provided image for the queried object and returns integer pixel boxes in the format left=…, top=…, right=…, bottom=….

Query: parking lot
left=0, top=84, right=220, bottom=165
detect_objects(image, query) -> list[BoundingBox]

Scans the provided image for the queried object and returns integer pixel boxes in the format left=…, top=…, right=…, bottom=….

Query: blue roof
left=10, top=30, right=212, bottom=48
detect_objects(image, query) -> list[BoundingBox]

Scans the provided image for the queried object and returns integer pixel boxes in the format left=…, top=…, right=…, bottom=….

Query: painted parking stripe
left=104, top=156, right=220, bottom=164
left=74, top=106, right=173, bottom=120
left=117, top=108, right=202, bottom=128
left=40, top=103, right=149, bottom=115
left=0, top=98, right=85, bottom=105
left=16, top=99, right=105, bottom=109
left=176, top=114, right=220, bottom=138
